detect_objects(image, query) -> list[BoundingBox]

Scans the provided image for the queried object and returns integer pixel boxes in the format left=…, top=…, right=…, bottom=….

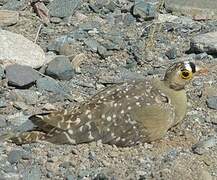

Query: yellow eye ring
left=180, top=70, right=193, bottom=79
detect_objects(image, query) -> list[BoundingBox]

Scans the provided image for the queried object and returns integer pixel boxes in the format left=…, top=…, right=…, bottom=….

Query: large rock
left=0, top=30, right=46, bottom=68
left=190, top=32, right=217, bottom=54
left=165, top=0, right=217, bottom=20
left=5, top=64, right=41, bottom=88
left=0, top=10, right=19, bottom=26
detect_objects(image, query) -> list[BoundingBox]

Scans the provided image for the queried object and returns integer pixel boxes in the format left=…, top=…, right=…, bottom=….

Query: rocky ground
left=0, top=0, right=217, bottom=179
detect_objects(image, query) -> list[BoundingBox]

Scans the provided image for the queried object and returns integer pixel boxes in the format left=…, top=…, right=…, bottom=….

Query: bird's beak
left=195, top=66, right=208, bottom=76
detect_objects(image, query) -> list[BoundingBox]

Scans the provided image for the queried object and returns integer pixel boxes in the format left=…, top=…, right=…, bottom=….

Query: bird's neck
left=153, top=79, right=187, bottom=126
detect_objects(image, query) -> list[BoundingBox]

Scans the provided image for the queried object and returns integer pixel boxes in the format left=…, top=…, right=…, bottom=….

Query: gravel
left=0, top=0, right=217, bottom=179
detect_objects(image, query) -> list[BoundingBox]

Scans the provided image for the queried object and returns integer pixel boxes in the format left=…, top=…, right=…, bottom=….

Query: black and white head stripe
left=183, top=61, right=196, bottom=73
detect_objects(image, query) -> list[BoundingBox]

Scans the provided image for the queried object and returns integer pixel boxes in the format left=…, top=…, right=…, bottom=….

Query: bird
left=9, top=61, right=205, bottom=147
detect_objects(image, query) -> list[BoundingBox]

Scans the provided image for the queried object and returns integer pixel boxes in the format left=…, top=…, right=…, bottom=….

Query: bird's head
left=163, top=61, right=207, bottom=90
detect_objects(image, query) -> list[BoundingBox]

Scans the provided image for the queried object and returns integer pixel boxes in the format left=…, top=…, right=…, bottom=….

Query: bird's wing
left=10, top=80, right=175, bottom=146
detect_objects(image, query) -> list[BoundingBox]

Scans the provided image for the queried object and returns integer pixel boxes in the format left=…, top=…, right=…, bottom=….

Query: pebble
left=5, top=64, right=41, bottom=88
left=45, top=56, right=75, bottom=80
left=206, top=96, right=217, bottom=110
left=0, top=30, right=46, bottom=68
left=23, top=166, right=42, bottom=180
left=7, top=149, right=28, bottom=164
left=192, top=136, right=217, bottom=155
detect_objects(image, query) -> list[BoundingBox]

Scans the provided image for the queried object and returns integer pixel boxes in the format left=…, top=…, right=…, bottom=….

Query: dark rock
left=5, top=64, right=41, bottom=88
left=206, top=96, right=217, bottom=110
left=0, top=65, right=4, bottom=79
left=2, top=0, right=27, bottom=11
left=23, top=166, right=41, bottom=180
left=7, top=150, right=27, bottom=164
left=48, top=0, right=80, bottom=18
left=46, top=56, right=75, bottom=80
left=36, top=77, right=66, bottom=94
left=165, top=47, right=177, bottom=59
left=133, top=0, right=158, bottom=20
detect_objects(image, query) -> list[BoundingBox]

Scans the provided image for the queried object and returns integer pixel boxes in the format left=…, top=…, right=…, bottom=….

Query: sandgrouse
left=10, top=61, right=205, bottom=147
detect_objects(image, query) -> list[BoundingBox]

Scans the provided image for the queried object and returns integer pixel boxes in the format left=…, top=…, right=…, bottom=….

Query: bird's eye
left=180, top=70, right=192, bottom=79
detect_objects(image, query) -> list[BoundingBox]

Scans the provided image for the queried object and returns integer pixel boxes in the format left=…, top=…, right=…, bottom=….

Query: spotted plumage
left=9, top=61, right=205, bottom=147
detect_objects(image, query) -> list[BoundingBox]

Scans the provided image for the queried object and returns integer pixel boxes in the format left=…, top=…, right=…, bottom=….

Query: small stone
left=59, top=161, right=74, bottom=169
left=192, top=136, right=217, bottom=155
left=0, top=115, right=7, bottom=128
left=36, top=77, right=65, bottom=94
left=97, top=45, right=110, bottom=58
left=190, top=32, right=217, bottom=54
left=206, top=96, right=217, bottom=110
left=45, top=56, right=75, bottom=80
left=48, top=0, right=80, bottom=18
left=84, top=38, right=99, bottom=52
left=66, top=174, right=76, bottom=180
left=133, top=0, right=158, bottom=20
left=50, top=17, right=62, bottom=24
left=8, top=150, right=26, bottom=164
left=0, top=10, right=19, bottom=27
left=5, top=64, right=40, bottom=88
left=165, top=47, right=177, bottom=59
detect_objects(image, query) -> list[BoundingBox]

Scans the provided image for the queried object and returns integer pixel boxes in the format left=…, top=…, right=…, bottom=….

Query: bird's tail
left=0, top=130, right=46, bottom=145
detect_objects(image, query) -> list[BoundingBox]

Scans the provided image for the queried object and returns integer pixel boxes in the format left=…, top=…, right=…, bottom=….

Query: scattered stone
left=192, top=136, right=217, bottom=155
left=36, top=77, right=66, bottom=94
left=165, top=0, right=217, bottom=20
left=48, top=0, right=80, bottom=18
left=133, top=0, right=158, bottom=20
left=84, top=38, right=99, bottom=52
left=190, top=32, right=217, bottom=54
left=59, top=161, right=74, bottom=169
left=16, top=119, right=36, bottom=133
left=50, top=17, right=62, bottom=24
left=206, top=96, right=217, bottom=110
left=10, top=89, right=39, bottom=105
left=45, top=56, right=75, bottom=80
left=0, top=30, right=46, bottom=68
left=97, top=45, right=110, bottom=58
left=5, top=64, right=41, bottom=88
left=165, top=47, right=177, bottom=59
left=0, top=10, right=19, bottom=26
left=1, top=0, right=27, bottom=11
